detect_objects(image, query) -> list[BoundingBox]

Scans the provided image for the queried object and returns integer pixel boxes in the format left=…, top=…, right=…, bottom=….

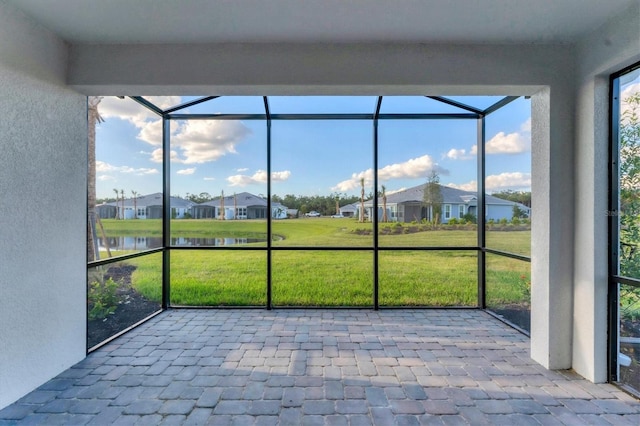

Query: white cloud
left=486, top=172, right=531, bottom=191
left=271, top=171, right=291, bottom=181
left=485, top=131, right=529, bottom=154
left=331, top=154, right=448, bottom=192
left=203, top=177, right=216, bottom=181
left=227, top=169, right=292, bottom=186
left=171, top=120, right=252, bottom=164
left=95, top=160, right=159, bottom=175
left=97, top=175, right=115, bottom=181
left=447, top=172, right=531, bottom=192
left=98, top=97, right=179, bottom=147
left=447, top=181, right=478, bottom=191
left=144, top=96, right=184, bottom=110
left=446, top=148, right=473, bottom=160
left=236, top=167, right=249, bottom=172
left=137, top=119, right=164, bottom=146
left=150, top=148, right=181, bottom=163
left=520, top=117, right=532, bottom=133
left=177, top=167, right=196, bottom=175
left=98, top=97, right=251, bottom=163
left=98, top=97, right=158, bottom=124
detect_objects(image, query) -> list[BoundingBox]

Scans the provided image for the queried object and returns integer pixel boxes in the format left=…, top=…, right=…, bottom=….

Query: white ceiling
left=8, top=0, right=638, bottom=45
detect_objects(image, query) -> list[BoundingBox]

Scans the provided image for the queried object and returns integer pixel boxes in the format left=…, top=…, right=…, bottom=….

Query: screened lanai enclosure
left=87, top=95, right=532, bottom=349
left=610, top=65, right=640, bottom=396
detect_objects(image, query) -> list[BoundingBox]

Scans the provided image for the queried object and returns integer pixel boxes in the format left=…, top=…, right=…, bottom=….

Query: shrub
left=499, top=218, right=508, bottom=225
left=511, top=217, right=521, bottom=225
left=88, top=277, right=119, bottom=321
left=518, top=274, right=531, bottom=300
left=463, top=212, right=477, bottom=224
left=448, top=218, right=458, bottom=225
left=620, top=286, right=640, bottom=322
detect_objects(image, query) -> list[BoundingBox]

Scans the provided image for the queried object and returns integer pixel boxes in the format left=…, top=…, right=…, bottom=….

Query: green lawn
left=96, top=218, right=531, bottom=307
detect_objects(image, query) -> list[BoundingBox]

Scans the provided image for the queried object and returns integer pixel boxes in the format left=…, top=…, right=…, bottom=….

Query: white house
left=96, top=193, right=194, bottom=219
left=363, top=184, right=530, bottom=223
left=338, top=203, right=358, bottom=218
left=191, top=192, right=288, bottom=220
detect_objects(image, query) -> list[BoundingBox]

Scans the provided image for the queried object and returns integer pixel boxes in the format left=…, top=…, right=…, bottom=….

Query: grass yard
left=379, top=251, right=478, bottom=306
left=97, top=218, right=531, bottom=307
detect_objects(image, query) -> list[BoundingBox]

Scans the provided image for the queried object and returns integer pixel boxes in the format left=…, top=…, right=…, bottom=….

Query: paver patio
left=0, top=309, right=638, bottom=425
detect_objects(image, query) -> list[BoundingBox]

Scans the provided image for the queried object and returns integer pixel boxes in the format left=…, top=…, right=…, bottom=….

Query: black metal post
left=162, top=116, right=171, bottom=309
left=477, top=116, right=486, bottom=309
left=373, top=97, right=382, bottom=310
left=608, top=75, right=621, bottom=382
left=264, top=97, right=272, bottom=310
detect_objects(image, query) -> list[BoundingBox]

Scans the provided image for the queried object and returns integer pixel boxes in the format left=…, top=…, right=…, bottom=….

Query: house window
left=458, top=205, right=465, bottom=218
left=444, top=204, right=451, bottom=219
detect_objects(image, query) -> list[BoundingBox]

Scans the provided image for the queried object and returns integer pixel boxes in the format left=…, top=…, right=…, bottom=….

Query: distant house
left=96, top=193, right=194, bottom=219
left=338, top=203, right=358, bottom=218
left=362, top=183, right=530, bottom=223
left=191, top=192, right=288, bottom=220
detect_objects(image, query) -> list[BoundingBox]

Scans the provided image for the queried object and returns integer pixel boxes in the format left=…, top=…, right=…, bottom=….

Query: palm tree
left=233, top=192, right=237, bottom=220
left=131, top=190, right=138, bottom=219
left=87, top=96, right=103, bottom=261
left=220, top=190, right=225, bottom=220
left=381, top=185, right=388, bottom=222
left=359, top=177, right=366, bottom=223
left=120, top=189, right=125, bottom=219
left=113, top=188, right=120, bottom=219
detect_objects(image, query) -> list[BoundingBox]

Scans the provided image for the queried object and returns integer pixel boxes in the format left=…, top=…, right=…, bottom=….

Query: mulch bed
left=87, top=264, right=160, bottom=349
left=487, top=304, right=531, bottom=333
left=620, top=319, right=640, bottom=392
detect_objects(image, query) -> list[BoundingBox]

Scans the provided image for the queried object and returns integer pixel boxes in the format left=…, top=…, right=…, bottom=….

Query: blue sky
left=95, top=96, right=532, bottom=200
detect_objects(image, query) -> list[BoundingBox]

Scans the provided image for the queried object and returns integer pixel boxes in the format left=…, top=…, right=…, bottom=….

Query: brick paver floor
left=0, top=309, right=638, bottom=425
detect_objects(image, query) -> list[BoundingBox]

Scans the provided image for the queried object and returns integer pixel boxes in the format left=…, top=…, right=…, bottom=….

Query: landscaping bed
left=87, top=264, right=160, bottom=349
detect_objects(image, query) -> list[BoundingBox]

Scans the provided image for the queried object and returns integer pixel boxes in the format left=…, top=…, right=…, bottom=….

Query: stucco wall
left=572, top=2, right=640, bottom=383
left=0, top=3, right=87, bottom=409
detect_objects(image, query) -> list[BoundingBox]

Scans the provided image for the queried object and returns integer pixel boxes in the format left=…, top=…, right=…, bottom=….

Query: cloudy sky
left=95, top=95, right=533, bottom=200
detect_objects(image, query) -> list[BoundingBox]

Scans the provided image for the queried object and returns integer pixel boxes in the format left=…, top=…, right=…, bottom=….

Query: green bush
left=88, top=277, right=119, bottom=320
left=517, top=274, right=531, bottom=300
left=463, top=212, right=477, bottom=224
left=620, top=285, right=640, bottom=322
left=448, top=218, right=458, bottom=225
left=511, top=217, right=521, bottom=225
left=499, top=218, right=508, bottom=225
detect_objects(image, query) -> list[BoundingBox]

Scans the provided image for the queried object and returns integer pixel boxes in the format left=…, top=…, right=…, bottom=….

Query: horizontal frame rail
left=483, top=248, right=531, bottom=262
left=87, top=247, right=164, bottom=268
left=166, top=113, right=480, bottom=120
left=612, top=275, right=640, bottom=288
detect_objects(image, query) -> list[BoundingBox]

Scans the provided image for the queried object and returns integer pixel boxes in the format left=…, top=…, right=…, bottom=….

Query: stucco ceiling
left=8, top=0, right=639, bottom=45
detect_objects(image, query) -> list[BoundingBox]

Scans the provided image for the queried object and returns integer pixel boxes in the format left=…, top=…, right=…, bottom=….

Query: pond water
left=98, top=236, right=269, bottom=250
